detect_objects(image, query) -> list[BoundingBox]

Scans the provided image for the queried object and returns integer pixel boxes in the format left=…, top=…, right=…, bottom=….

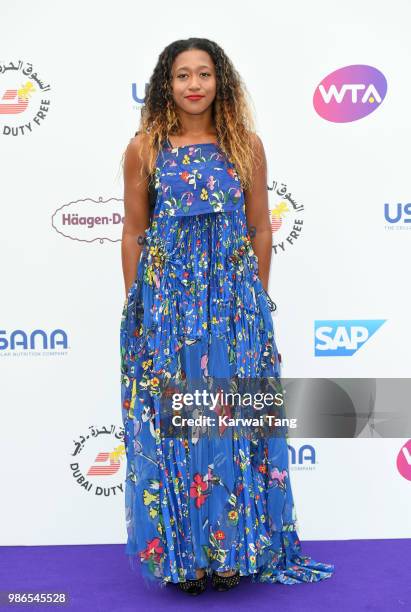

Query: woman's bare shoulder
left=247, top=130, right=264, bottom=149
left=245, top=131, right=265, bottom=173
left=124, top=131, right=150, bottom=173
left=126, top=131, right=151, bottom=155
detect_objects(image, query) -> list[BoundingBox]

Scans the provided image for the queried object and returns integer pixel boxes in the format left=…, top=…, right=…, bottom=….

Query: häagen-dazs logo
left=313, top=65, right=387, bottom=123
left=268, top=180, right=305, bottom=254
left=52, top=196, right=124, bottom=243
left=0, top=59, right=51, bottom=136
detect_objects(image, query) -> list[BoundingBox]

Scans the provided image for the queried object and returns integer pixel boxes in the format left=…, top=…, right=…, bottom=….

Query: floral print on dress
left=154, top=141, right=244, bottom=217
left=120, top=139, right=335, bottom=587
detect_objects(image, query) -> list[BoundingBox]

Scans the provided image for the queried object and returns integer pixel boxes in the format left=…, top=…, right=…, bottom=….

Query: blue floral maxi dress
left=120, top=138, right=335, bottom=588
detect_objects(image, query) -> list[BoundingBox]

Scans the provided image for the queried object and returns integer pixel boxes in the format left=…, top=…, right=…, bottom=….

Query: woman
left=120, top=37, right=334, bottom=595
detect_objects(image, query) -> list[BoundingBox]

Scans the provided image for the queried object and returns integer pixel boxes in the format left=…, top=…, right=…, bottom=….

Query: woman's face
left=170, top=49, right=217, bottom=116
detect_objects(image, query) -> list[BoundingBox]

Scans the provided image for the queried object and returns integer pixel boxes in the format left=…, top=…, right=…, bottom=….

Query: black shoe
left=177, top=572, right=207, bottom=596
left=211, top=570, right=240, bottom=592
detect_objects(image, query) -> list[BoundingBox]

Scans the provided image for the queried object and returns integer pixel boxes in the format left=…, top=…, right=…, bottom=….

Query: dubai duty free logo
left=0, top=59, right=51, bottom=135
left=313, top=65, right=387, bottom=122
left=70, top=424, right=126, bottom=497
left=267, top=180, right=305, bottom=255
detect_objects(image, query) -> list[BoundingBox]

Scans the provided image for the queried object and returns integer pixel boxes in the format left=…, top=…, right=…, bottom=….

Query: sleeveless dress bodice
left=152, top=139, right=244, bottom=217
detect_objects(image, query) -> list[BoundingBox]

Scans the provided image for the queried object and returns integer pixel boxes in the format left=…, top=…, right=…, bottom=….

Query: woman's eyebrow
left=175, top=64, right=212, bottom=71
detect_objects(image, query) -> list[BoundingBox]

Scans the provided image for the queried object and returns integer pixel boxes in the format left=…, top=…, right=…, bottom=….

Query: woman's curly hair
left=126, top=37, right=261, bottom=191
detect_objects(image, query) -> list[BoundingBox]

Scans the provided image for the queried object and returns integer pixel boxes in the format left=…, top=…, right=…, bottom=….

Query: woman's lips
left=186, top=95, right=204, bottom=100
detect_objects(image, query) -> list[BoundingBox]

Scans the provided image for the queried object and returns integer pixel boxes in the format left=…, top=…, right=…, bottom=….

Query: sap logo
left=384, top=203, right=411, bottom=224
left=313, top=65, right=387, bottom=123
left=314, top=320, right=386, bottom=356
left=131, top=83, right=148, bottom=104
left=0, top=329, right=68, bottom=350
left=288, top=444, right=316, bottom=465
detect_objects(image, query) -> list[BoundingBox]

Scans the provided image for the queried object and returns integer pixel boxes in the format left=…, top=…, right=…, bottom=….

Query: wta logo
left=313, top=65, right=387, bottom=123
left=396, top=439, right=411, bottom=481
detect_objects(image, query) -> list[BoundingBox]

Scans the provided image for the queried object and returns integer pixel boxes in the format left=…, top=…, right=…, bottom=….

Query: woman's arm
left=121, top=134, right=151, bottom=298
left=244, top=133, right=272, bottom=292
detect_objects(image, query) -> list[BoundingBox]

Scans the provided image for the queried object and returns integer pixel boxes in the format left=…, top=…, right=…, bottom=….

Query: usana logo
left=131, top=82, right=148, bottom=107
left=288, top=443, right=317, bottom=471
left=0, top=328, right=69, bottom=357
left=384, top=202, right=411, bottom=230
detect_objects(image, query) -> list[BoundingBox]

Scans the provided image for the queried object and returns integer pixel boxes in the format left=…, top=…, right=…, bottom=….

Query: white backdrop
left=1, top=0, right=411, bottom=546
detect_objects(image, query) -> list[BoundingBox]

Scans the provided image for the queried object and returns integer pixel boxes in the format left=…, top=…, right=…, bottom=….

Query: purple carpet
left=1, top=539, right=410, bottom=611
